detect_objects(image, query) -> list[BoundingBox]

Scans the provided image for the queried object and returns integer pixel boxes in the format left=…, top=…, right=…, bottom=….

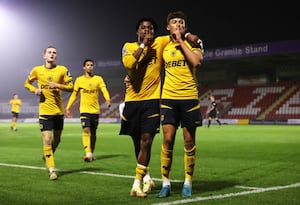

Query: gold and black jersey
left=66, top=75, right=110, bottom=114
left=122, top=35, right=170, bottom=101
left=161, top=40, right=203, bottom=100
left=9, top=99, right=22, bottom=113
left=24, top=65, right=73, bottom=115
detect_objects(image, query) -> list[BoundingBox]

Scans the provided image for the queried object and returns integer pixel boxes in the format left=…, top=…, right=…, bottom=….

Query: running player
left=24, top=46, right=73, bottom=180
left=9, top=93, right=22, bottom=131
left=66, top=59, right=111, bottom=162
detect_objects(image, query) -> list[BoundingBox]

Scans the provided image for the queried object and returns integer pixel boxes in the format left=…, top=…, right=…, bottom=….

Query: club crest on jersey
left=48, top=76, right=53, bottom=81
left=171, top=51, right=176, bottom=57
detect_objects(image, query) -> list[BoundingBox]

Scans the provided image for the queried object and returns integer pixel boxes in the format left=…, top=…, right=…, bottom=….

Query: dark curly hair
left=166, top=11, right=187, bottom=23
left=135, top=17, right=158, bottom=31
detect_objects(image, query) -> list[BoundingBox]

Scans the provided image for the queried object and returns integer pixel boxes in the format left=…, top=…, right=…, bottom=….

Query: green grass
left=0, top=123, right=299, bottom=205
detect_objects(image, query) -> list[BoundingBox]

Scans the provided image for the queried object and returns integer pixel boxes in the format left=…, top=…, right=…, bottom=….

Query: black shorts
left=208, top=110, right=217, bottom=118
left=80, top=113, right=99, bottom=129
left=12, top=112, right=19, bottom=118
left=119, top=100, right=160, bottom=137
left=39, top=115, right=64, bottom=131
left=161, top=99, right=202, bottom=128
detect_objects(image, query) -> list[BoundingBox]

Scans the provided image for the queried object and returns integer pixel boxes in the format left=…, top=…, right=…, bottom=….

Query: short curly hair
left=135, top=17, right=158, bottom=31
left=166, top=11, right=187, bottom=24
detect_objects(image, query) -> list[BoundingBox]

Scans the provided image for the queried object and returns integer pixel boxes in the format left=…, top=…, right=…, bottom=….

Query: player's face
left=137, top=21, right=154, bottom=42
left=43, top=48, right=57, bottom=63
left=83, top=61, right=94, bottom=75
left=168, top=18, right=186, bottom=35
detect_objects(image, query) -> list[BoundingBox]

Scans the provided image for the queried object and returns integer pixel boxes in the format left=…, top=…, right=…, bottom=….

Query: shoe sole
left=130, top=190, right=147, bottom=198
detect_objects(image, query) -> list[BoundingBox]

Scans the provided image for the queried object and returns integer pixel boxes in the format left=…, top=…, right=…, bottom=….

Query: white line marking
left=235, top=185, right=262, bottom=190
left=2, top=162, right=298, bottom=205
left=151, top=182, right=300, bottom=205
left=0, top=163, right=183, bottom=182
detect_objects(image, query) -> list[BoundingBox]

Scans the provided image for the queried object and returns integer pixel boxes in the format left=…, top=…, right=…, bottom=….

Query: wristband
left=184, top=32, right=191, bottom=38
left=139, top=43, right=145, bottom=49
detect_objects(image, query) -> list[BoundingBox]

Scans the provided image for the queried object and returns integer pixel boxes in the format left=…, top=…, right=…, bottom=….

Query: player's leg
left=80, top=114, right=93, bottom=161
left=130, top=163, right=147, bottom=198
left=158, top=124, right=176, bottom=198
left=90, top=128, right=96, bottom=160
left=139, top=100, right=160, bottom=193
left=82, top=126, right=92, bottom=161
left=52, top=115, right=64, bottom=153
left=137, top=132, right=155, bottom=194
left=43, top=130, right=57, bottom=180
left=207, top=117, right=212, bottom=128
left=216, top=117, right=222, bottom=127
left=52, top=129, right=62, bottom=153
left=40, top=116, right=57, bottom=180
left=182, top=126, right=196, bottom=197
left=180, top=100, right=202, bottom=197
left=90, top=114, right=99, bottom=160
left=130, top=134, right=141, bottom=159
left=11, top=112, right=17, bottom=131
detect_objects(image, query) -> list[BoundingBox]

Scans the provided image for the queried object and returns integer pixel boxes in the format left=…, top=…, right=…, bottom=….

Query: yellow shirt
left=24, top=65, right=73, bottom=115
left=162, top=40, right=203, bottom=100
left=122, top=35, right=170, bottom=101
left=9, top=99, right=22, bottom=113
left=66, top=75, right=110, bottom=114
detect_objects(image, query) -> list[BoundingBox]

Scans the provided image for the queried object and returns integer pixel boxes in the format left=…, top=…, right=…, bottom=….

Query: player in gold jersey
left=66, top=59, right=111, bottom=162
left=24, top=46, right=73, bottom=180
left=121, top=17, right=202, bottom=198
left=121, top=17, right=166, bottom=198
left=9, top=93, right=22, bottom=131
left=158, top=11, right=204, bottom=198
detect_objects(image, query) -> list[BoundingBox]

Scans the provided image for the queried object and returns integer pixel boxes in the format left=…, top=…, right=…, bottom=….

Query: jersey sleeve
left=98, top=76, right=110, bottom=101
left=122, top=42, right=138, bottom=69
left=24, top=67, right=38, bottom=93
left=66, top=78, right=79, bottom=110
left=58, top=67, right=73, bottom=91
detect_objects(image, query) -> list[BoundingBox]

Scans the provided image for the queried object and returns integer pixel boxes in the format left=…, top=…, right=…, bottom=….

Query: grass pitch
left=0, top=122, right=299, bottom=205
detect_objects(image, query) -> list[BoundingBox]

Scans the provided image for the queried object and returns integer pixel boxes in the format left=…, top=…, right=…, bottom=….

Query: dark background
left=0, top=0, right=299, bottom=99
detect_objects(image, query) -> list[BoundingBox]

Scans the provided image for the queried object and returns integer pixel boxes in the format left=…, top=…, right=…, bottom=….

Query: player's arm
left=122, top=43, right=139, bottom=69
left=49, top=80, right=73, bottom=91
left=99, top=78, right=111, bottom=107
left=49, top=72, right=73, bottom=92
left=24, top=69, right=41, bottom=95
left=65, top=90, right=78, bottom=118
left=171, top=29, right=203, bottom=67
left=206, top=104, right=215, bottom=114
left=185, top=32, right=204, bottom=49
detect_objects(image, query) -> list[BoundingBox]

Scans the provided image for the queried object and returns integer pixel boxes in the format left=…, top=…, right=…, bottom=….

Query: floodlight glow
left=0, top=4, right=12, bottom=29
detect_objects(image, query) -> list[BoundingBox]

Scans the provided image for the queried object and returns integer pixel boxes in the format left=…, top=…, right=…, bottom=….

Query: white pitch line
left=151, top=182, right=300, bottom=205
left=235, top=185, right=261, bottom=190
left=2, top=162, right=298, bottom=205
left=0, top=162, right=183, bottom=182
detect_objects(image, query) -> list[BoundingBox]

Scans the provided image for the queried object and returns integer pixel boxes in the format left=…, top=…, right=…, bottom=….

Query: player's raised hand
left=35, top=88, right=42, bottom=96
left=186, top=33, right=203, bottom=49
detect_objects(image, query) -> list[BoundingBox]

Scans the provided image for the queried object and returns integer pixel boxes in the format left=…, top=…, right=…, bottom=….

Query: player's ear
left=166, top=24, right=170, bottom=31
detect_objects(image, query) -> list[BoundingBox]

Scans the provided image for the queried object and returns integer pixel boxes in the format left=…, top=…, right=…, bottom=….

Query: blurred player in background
left=206, top=95, right=222, bottom=128
left=158, top=11, right=204, bottom=198
left=120, top=16, right=202, bottom=198
left=9, top=93, right=22, bottom=131
left=66, top=59, right=111, bottom=162
left=118, top=100, right=125, bottom=122
left=24, top=46, right=73, bottom=180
